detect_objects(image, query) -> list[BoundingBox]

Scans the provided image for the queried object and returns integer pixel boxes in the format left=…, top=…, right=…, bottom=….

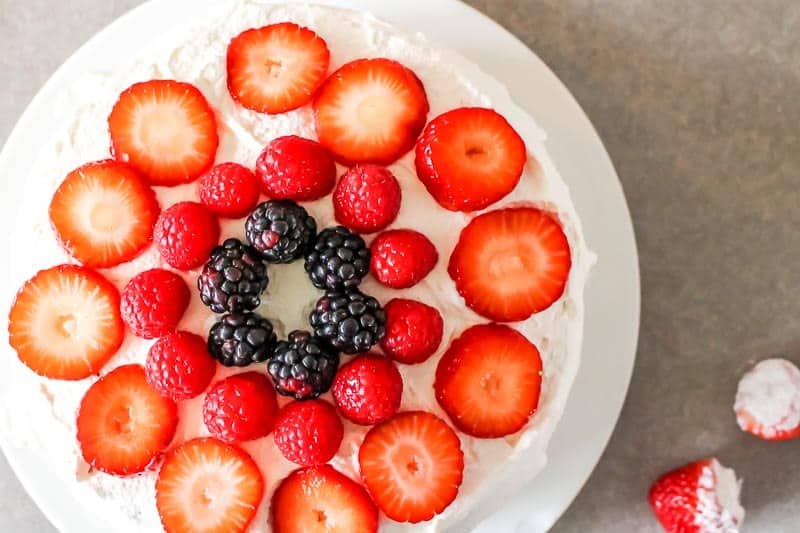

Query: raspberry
left=370, top=229, right=438, bottom=289
left=198, top=162, right=261, bottom=218
left=256, top=136, right=336, bottom=201
left=202, top=372, right=279, bottom=443
left=154, top=202, right=220, bottom=270
left=120, top=269, right=190, bottom=339
left=274, top=399, right=343, bottom=466
left=332, top=353, right=403, bottom=426
left=333, top=164, right=401, bottom=234
left=145, top=331, right=216, bottom=401
left=380, top=298, right=444, bottom=364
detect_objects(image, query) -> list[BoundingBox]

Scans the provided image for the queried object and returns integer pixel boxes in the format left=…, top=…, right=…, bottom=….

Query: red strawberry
left=203, top=372, right=279, bottom=443
left=154, top=201, right=220, bottom=270
left=156, top=437, right=264, bottom=533
left=256, top=135, right=336, bottom=201
left=734, top=358, right=800, bottom=441
left=145, top=331, right=216, bottom=401
left=227, top=23, right=330, bottom=114
left=649, top=459, right=745, bottom=533
left=434, top=324, right=542, bottom=438
left=198, top=162, right=261, bottom=218
left=313, top=58, right=429, bottom=165
left=49, top=160, right=160, bottom=268
left=8, top=265, right=124, bottom=380
left=77, top=364, right=178, bottom=476
left=333, top=164, right=401, bottom=234
left=380, top=298, right=443, bottom=364
left=273, top=399, right=343, bottom=467
left=370, top=229, right=438, bottom=289
left=448, top=207, right=571, bottom=322
left=121, top=269, right=190, bottom=339
left=109, top=80, right=219, bottom=186
left=415, top=107, right=526, bottom=212
left=332, top=353, right=403, bottom=426
left=358, top=411, right=463, bottom=523
left=271, top=465, right=378, bottom=533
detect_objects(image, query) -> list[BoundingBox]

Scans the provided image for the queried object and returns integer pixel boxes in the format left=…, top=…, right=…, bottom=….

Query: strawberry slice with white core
left=77, top=364, right=178, bottom=476
left=313, top=58, right=429, bottom=165
left=8, top=265, right=124, bottom=380
left=156, top=437, right=264, bottom=533
left=734, top=358, right=800, bottom=441
left=109, top=80, right=219, bottom=186
left=49, top=160, right=160, bottom=268
left=227, top=23, right=330, bottom=114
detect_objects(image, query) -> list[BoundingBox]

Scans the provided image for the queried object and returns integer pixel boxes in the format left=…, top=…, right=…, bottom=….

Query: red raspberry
left=332, top=353, right=403, bottom=426
left=256, top=136, right=336, bottom=201
left=154, top=202, right=220, bottom=270
left=202, top=372, right=279, bottom=443
left=145, top=331, right=216, bottom=401
left=380, top=299, right=444, bottom=364
left=333, top=164, right=401, bottom=234
left=198, top=162, right=261, bottom=218
left=274, top=399, right=343, bottom=466
left=120, top=269, right=190, bottom=339
left=370, top=229, right=438, bottom=289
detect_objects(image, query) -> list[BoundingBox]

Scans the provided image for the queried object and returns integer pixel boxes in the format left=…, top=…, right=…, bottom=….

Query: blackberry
left=245, top=200, right=317, bottom=263
left=198, top=238, right=268, bottom=313
left=304, top=226, right=370, bottom=290
left=208, top=312, right=277, bottom=367
left=309, top=288, right=386, bottom=354
left=267, top=330, right=339, bottom=400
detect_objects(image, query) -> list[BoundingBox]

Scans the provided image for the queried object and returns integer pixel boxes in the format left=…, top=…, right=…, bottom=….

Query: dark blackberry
left=267, top=330, right=339, bottom=400
left=309, top=288, right=386, bottom=354
left=208, top=312, right=277, bottom=367
left=197, top=238, right=268, bottom=313
left=304, top=226, right=370, bottom=290
left=245, top=200, right=317, bottom=263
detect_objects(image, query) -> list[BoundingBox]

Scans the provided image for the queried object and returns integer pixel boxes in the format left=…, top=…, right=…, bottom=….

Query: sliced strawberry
left=358, top=411, right=463, bottom=523
left=448, top=207, right=571, bottom=322
left=157, top=437, right=264, bottom=533
left=109, top=80, right=219, bottom=186
left=227, top=23, right=330, bottom=114
left=434, top=324, right=542, bottom=438
left=734, top=358, right=800, bottom=441
left=415, top=107, right=526, bottom=212
left=8, top=265, right=124, bottom=380
left=313, top=58, right=429, bottom=165
left=271, top=465, right=378, bottom=533
left=77, top=364, right=178, bottom=476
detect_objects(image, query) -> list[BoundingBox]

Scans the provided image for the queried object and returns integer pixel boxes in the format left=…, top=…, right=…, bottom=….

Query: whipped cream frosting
left=734, top=358, right=800, bottom=437
left=0, top=1, right=593, bottom=531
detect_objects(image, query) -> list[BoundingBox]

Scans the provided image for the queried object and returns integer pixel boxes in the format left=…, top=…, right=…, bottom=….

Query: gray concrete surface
left=2, top=0, right=799, bottom=531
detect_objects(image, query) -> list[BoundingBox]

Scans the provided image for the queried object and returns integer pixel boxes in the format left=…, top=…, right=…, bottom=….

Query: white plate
left=0, top=0, right=640, bottom=531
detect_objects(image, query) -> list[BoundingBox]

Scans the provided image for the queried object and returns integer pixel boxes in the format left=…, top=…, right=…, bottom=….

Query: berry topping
left=380, top=298, right=443, bottom=365
left=273, top=399, right=343, bottom=466
left=333, top=164, right=401, bottom=234
left=145, top=331, right=217, bottom=401
left=370, top=229, right=438, bottom=289
left=310, top=288, right=386, bottom=355
left=156, top=437, right=264, bottom=533
left=203, top=372, right=279, bottom=443
left=332, top=353, right=402, bottom=426
left=358, top=411, right=464, bottom=523
left=197, top=238, right=268, bottom=313
left=245, top=200, right=317, bottom=263
left=268, top=330, right=339, bottom=400
left=154, top=201, right=220, bottom=270
left=77, top=364, right=178, bottom=476
left=227, top=23, right=330, bottom=114
left=313, top=58, right=429, bottom=165
left=49, top=160, right=160, bottom=268
left=198, top=162, right=261, bottom=219
left=304, top=226, right=370, bottom=290
left=734, top=358, right=800, bottom=441
left=121, top=269, right=190, bottom=339
left=415, top=107, right=526, bottom=212
left=8, top=265, right=123, bottom=380
left=256, top=135, right=336, bottom=201
left=207, top=312, right=277, bottom=367
left=448, top=207, right=571, bottom=322
left=109, top=80, right=218, bottom=186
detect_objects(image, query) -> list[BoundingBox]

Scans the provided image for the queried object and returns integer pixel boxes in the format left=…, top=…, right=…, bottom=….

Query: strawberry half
left=313, top=58, right=429, bottom=165
left=448, top=207, right=571, bottom=322
left=109, top=80, right=219, bottom=186
left=157, top=437, right=264, bottom=533
left=734, top=358, right=800, bottom=441
left=227, top=23, right=330, bottom=114
left=49, top=160, right=159, bottom=268
left=8, top=265, right=124, bottom=380
left=434, top=324, right=542, bottom=438
left=358, top=411, right=463, bottom=523
left=77, top=364, right=178, bottom=476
